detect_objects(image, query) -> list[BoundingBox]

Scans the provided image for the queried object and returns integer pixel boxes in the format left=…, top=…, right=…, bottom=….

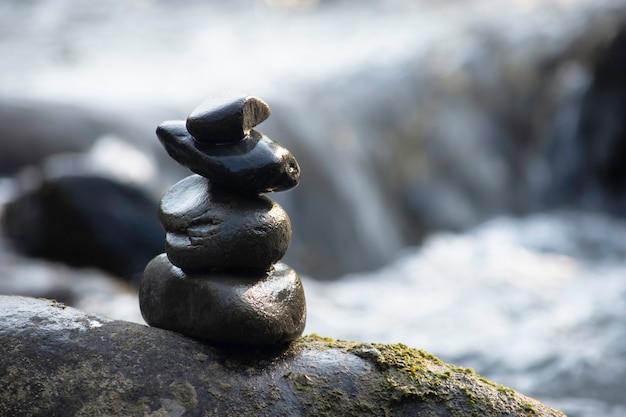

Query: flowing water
left=2, top=1, right=626, bottom=416
left=304, top=211, right=626, bottom=416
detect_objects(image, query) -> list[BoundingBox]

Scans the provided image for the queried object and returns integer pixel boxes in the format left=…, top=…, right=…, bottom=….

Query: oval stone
left=157, top=120, right=300, bottom=193
left=159, top=174, right=291, bottom=273
left=186, top=94, right=270, bottom=144
left=139, top=254, right=307, bottom=346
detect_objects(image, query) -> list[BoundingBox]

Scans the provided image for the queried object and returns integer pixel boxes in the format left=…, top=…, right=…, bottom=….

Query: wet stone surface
left=160, top=175, right=291, bottom=273
left=156, top=121, right=300, bottom=194
left=186, top=93, right=271, bottom=144
left=139, top=255, right=306, bottom=346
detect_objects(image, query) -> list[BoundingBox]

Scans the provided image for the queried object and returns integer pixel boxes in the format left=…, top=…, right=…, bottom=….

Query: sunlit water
left=304, top=211, right=626, bottom=416
left=0, top=0, right=621, bottom=108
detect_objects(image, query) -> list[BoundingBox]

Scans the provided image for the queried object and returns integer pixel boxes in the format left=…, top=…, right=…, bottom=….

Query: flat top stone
left=157, top=120, right=300, bottom=193
left=186, top=93, right=270, bottom=144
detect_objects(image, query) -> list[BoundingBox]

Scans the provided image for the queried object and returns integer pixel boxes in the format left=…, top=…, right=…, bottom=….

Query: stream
left=305, top=211, right=626, bottom=416
left=1, top=1, right=626, bottom=415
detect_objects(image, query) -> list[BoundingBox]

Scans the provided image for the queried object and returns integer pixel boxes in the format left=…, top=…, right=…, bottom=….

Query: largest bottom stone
left=139, top=254, right=306, bottom=346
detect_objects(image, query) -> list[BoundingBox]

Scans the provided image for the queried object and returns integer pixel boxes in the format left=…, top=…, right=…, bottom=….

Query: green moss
left=460, top=386, right=476, bottom=404
left=439, top=370, right=452, bottom=379
left=299, top=335, right=471, bottom=414
left=366, top=343, right=446, bottom=397
left=523, top=402, right=538, bottom=416
left=295, top=334, right=555, bottom=417
left=496, top=384, right=517, bottom=397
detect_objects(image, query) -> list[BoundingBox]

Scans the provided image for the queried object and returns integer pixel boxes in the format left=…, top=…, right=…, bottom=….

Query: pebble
left=186, top=93, right=270, bottom=144
left=159, top=175, right=291, bottom=273
left=139, top=254, right=306, bottom=346
left=156, top=120, right=300, bottom=193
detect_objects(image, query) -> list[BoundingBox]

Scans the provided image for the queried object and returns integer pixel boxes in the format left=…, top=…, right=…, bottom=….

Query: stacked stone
left=139, top=94, right=306, bottom=347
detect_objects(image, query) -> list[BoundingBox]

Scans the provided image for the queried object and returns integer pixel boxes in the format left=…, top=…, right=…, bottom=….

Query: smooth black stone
left=139, top=254, right=307, bottom=346
left=186, top=94, right=270, bottom=144
left=159, top=175, right=291, bottom=273
left=156, top=121, right=300, bottom=193
left=2, top=175, right=163, bottom=280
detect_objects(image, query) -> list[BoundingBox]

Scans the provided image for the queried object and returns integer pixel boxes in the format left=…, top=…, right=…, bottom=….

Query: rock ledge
left=0, top=296, right=564, bottom=416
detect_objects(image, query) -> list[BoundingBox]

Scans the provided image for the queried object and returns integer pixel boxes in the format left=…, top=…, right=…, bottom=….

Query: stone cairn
left=139, top=93, right=306, bottom=347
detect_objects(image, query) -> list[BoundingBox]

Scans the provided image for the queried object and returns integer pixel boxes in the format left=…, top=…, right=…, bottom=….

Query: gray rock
left=0, top=296, right=565, bottom=417
left=0, top=97, right=156, bottom=175
left=159, top=174, right=291, bottom=272
left=2, top=175, right=163, bottom=280
left=139, top=254, right=306, bottom=346
left=186, top=93, right=270, bottom=144
left=157, top=121, right=300, bottom=193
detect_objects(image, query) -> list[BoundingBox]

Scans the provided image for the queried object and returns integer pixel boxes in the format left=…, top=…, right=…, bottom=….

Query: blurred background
left=1, top=0, right=626, bottom=415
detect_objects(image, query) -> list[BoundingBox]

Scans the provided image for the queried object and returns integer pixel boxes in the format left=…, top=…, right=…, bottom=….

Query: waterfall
left=1, top=0, right=626, bottom=280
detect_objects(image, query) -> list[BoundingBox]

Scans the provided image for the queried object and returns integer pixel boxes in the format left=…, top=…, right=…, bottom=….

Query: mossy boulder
left=0, top=296, right=564, bottom=416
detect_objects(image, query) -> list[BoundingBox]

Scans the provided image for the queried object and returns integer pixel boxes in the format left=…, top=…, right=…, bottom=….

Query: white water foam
left=302, top=211, right=626, bottom=416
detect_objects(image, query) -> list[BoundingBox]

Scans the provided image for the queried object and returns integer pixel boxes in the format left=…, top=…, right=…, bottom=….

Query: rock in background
left=2, top=175, right=164, bottom=281
left=1, top=0, right=626, bottom=279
